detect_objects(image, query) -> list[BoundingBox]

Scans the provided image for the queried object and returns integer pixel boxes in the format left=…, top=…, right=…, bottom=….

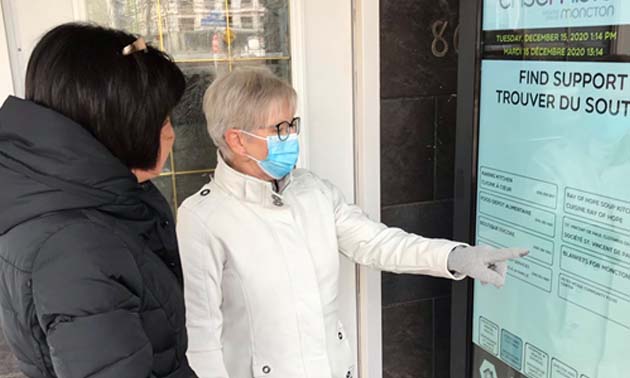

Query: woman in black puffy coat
left=0, top=23, right=198, bottom=378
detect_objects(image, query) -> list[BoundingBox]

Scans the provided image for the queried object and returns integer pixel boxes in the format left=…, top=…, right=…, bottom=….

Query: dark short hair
left=25, top=23, right=185, bottom=170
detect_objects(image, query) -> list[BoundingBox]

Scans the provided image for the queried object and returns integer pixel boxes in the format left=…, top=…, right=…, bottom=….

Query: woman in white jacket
left=177, top=67, right=527, bottom=378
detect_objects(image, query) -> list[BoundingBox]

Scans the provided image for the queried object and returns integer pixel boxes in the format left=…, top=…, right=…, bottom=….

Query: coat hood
left=0, top=96, right=166, bottom=235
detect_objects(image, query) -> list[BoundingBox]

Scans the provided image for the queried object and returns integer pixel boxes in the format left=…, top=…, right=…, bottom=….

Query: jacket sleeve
left=32, top=222, right=155, bottom=378
left=322, top=179, right=467, bottom=279
left=177, top=206, right=229, bottom=378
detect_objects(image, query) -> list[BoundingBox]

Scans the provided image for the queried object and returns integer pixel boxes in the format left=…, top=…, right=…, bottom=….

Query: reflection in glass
left=229, top=0, right=290, bottom=58
left=171, top=63, right=227, bottom=172
left=160, top=1, right=230, bottom=60
left=233, top=59, right=290, bottom=80
left=152, top=175, right=176, bottom=215
left=85, top=0, right=161, bottom=46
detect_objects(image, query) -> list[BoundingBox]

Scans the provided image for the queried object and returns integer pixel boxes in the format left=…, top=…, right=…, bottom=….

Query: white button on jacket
left=177, top=155, right=464, bottom=378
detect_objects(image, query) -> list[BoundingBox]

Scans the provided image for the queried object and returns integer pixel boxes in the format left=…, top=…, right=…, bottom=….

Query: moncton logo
left=499, top=0, right=616, bottom=20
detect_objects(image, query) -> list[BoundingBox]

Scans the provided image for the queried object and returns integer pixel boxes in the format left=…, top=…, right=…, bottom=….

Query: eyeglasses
left=267, top=117, right=301, bottom=141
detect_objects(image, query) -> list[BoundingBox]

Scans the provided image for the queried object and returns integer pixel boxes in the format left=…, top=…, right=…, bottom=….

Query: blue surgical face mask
left=241, top=131, right=300, bottom=179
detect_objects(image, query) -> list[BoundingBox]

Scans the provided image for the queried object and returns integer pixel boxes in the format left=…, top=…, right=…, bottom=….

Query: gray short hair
left=203, top=66, right=297, bottom=158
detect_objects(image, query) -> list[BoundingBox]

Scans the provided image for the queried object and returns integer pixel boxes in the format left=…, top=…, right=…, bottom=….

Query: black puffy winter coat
left=0, top=96, right=198, bottom=378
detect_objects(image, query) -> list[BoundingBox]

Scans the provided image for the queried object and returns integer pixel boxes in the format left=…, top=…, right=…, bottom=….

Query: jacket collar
left=213, top=153, right=292, bottom=208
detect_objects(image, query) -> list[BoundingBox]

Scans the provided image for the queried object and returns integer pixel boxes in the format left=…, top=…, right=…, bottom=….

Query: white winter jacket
left=177, top=155, right=464, bottom=378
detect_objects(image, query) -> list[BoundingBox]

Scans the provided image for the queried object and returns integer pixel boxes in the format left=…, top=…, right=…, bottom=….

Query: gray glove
left=447, top=245, right=528, bottom=288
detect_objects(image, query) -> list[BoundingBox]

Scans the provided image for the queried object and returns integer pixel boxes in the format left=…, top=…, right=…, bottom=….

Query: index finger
left=486, top=248, right=528, bottom=264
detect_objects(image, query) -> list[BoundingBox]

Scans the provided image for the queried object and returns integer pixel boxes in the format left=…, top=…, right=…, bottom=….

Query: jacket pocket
left=331, top=320, right=355, bottom=378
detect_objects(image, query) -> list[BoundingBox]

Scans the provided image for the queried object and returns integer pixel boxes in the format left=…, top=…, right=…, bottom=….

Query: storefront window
left=84, top=0, right=291, bottom=214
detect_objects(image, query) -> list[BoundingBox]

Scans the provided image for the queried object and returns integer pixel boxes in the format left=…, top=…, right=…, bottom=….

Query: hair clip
left=122, top=37, right=148, bottom=56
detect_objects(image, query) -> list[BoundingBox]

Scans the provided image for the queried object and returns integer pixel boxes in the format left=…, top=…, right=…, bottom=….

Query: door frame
left=352, top=0, right=383, bottom=376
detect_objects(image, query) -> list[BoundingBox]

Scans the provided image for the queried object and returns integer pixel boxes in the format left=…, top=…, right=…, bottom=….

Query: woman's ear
left=224, top=129, right=248, bottom=157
